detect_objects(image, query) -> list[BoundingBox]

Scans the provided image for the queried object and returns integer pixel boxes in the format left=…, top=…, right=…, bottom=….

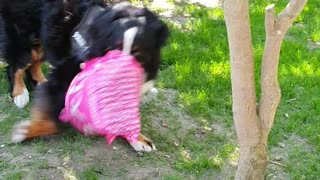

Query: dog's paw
left=12, top=120, right=31, bottom=143
left=130, top=141, right=155, bottom=152
left=13, top=88, right=29, bottom=108
left=130, top=134, right=156, bottom=152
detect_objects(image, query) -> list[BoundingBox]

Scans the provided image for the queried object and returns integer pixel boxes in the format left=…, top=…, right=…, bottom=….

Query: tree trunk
left=236, top=144, right=268, bottom=180
left=224, top=0, right=268, bottom=178
left=223, top=0, right=308, bottom=179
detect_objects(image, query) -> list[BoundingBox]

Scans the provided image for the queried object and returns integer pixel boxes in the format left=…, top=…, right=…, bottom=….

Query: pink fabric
left=59, top=50, right=143, bottom=144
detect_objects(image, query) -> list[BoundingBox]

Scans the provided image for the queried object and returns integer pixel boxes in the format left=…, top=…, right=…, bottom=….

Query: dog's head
left=71, top=2, right=169, bottom=84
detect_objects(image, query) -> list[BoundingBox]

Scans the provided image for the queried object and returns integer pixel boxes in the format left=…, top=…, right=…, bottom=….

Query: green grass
left=79, top=168, right=100, bottom=180
left=1, top=0, right=320, bottom=179
left=3, top=172, right=24, bottom=180
left=160, top=0, right=320, bottom=178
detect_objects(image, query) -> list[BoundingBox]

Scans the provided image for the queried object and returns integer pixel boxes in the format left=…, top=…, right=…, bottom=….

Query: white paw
left=13, top=88, right=29, bottom=108
left=149, top=87, right=158, bottom=97
left=130, top=141, right=156, bottom=152
left=140, top=80, right=155, bottom=95
left=12, top=121, right=31, bottom=143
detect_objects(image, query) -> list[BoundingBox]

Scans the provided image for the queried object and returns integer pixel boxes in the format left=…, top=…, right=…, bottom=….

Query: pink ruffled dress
left=59, top=50, right=143, bottom=144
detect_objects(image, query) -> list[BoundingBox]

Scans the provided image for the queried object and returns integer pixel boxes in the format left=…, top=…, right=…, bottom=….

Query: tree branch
left=259, top=0, right=308, bottom=140
left=269, top=160, right=287, bottom=168
left=277, top=0, right=308, bottom=31
left=265, top=4, right=276, bottom=35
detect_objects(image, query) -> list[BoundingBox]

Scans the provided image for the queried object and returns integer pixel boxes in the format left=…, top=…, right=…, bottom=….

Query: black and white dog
left=1, top=1, right=169, bottom=152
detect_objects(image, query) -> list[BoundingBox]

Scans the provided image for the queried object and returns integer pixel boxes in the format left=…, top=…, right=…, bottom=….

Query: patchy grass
left=158, top=0, right=320, bottom=178
left=1, top=0, right=320, bottom=179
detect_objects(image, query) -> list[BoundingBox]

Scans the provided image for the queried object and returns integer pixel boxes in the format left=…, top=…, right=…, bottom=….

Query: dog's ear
left=71, top=6, right=106, bottom=58
left=145, top=9, right=169, bottom=48
left=154, top=21, right=169, bottom=48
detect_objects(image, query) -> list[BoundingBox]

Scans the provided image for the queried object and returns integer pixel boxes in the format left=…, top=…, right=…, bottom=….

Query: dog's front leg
left=12, top=108, right=58, bottom=142
left=130, top=133, right=156, bottom=152
left=12, top=83, right=59, bottom=142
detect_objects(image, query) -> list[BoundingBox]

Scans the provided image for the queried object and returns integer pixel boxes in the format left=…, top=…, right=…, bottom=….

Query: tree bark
left=236, top=144, right=268, bottom=180
left=223, top=0, right=308, bottom=179
left=259, top=1, right=308, bottom=142
left=224, top=0, right=261, bottom=147
left=224, top=0, right=267, bottom=179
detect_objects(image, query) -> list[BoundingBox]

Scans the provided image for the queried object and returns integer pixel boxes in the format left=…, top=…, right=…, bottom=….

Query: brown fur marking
left=138, top=133, right=154, bottom=147
left=23, top=120, right=58, bottom=139
left=29, top=48, right=47, bottom=84
left=23, top=106, right=58, bottom=139
left=12, top=67, right=29, bottom=97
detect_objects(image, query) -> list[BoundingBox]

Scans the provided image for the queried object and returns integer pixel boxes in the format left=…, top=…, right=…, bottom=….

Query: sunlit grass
left=159, top=0, right=320, bottom=178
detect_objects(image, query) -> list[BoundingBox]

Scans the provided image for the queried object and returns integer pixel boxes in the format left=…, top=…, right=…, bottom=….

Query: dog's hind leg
left=28, top=47, right=47, bottom=85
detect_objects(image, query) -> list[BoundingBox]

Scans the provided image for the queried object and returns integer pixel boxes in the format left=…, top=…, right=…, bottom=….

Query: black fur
left=40, top=0, right=107, bottom=66
left=0, top=16, right=6, bottom=58
left=0, top=0, right=42, bottom=92
left=0, top=0, right=37, bottom=59
left=73, top=4, right=169, bottom=81
left=0, top=0, right=169, bottom=122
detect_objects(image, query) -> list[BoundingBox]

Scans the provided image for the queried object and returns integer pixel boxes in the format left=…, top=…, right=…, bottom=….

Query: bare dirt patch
left=142, top=88, right=199, bottom=135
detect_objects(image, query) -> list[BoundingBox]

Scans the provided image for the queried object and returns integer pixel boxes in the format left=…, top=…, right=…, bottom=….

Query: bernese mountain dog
left=1, top=0, right=169, bottom=152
